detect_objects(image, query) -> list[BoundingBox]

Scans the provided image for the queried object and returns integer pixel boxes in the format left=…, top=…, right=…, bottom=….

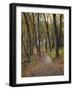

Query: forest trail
left=22, top=51, right=64, bottom=77
left=40, top=52, right=52, bottom=64
left=21, top=13, right=64, bottom=77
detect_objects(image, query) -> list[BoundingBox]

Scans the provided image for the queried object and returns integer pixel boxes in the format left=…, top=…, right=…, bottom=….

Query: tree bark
left=45, top=37, right=48, bottom=52
left=23, top=13, right=32, bottom=61
left=43, top=14, right=52, bottom=52
left=22, top=33, right=30, bottom=61
left=37, top=13, right=41, bottom=58
left=50, top=16, right=55, bottom=49
left=53, top=14, right=59, bottom=57
left=32, top=13, right=38, bottom=50
left=59, top=14, right=62, bottom=47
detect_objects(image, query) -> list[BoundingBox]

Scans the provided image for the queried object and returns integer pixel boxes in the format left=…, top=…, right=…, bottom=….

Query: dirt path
left=22, top=52, right=64, bottom=77
left=40, top=52, right=52, bottom=64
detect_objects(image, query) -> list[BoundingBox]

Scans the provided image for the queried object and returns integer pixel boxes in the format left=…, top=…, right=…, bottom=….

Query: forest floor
left=21, top=49, right=64, bottom=77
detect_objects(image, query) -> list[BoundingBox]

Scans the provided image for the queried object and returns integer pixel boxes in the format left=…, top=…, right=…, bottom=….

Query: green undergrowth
left=48, top=48, right=64, bottom=59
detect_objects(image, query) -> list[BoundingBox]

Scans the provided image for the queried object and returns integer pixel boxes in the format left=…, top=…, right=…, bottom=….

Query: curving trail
left=22, top=52, right=64, bottom=77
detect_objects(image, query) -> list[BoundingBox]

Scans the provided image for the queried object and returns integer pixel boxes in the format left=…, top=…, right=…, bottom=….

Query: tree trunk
left=37, top=13, right=41, bottom=58
left=22, top=33, right=30, bottom=61
left=51, top=29, right=54, bottom=49
left=43, top=14, right=52, bottom=52
left=23, top=13, right=31, bottom=61
left=50, top=16, right=55, bottom=49
left=59, top=14, right=62, bottom=47
left=45, top=37, right=48, bottom=52
left=53, top=14, right=59, bottom=57
left=32, top=13, right=38, bottom=51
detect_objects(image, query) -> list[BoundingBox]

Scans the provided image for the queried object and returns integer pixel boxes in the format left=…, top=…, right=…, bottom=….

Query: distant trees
left=22, top=13, right=64, bottom=62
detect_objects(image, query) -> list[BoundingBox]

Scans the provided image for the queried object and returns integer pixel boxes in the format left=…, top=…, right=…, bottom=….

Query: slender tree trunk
left=45, top=36, right=48, bottom=52
left=53, top=14, right=59, bottom=57
left=32, top=13, right=35, bottom=47
left=51, top=29, right=54, bottom=49
left=23, top=13, right=31, bottom=61
left=37, top=13, right=41, bottom=58
left=50, top=16, right=54, bottom=49
left=59, top=14, right=62, bottom=47
left=43, top=14, right=52, bottom=52
left=27, top=13, right=35, bottom=56
left=22, top=33, right=30, bottom=61
left=32, top=13, right=38, bottom=54
left=28, top=13, right=34, bottom=55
